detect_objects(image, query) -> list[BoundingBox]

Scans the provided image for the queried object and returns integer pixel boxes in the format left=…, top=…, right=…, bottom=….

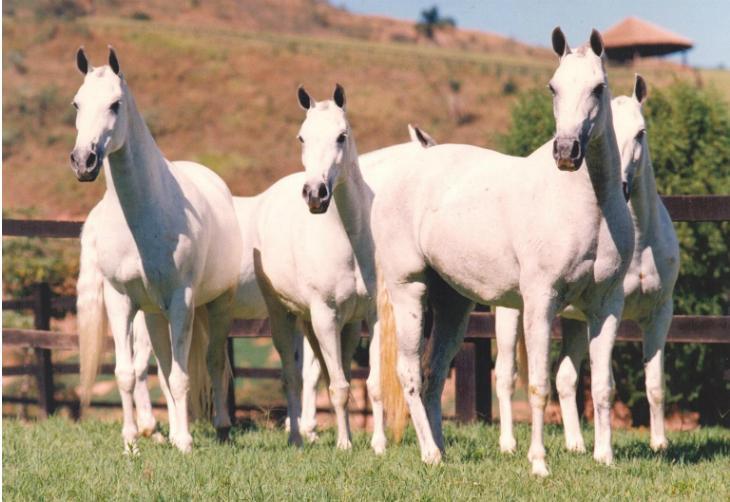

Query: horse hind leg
left=494, top=307, right=521, bottom=454
left=132, top=312, right=158, bottom=438
left=299, top=325, right=322, bottom=442
left=643, top=300, right=672, bottom=451
left=366, top=314, right=386, bottom=454
left=206, top=290, right=236, bottom=441
left=422, top=272, right=474, bottom=452
left=556, top=318, right=588, bottom=453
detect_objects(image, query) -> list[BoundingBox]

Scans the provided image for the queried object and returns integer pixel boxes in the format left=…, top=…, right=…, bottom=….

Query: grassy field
left=3, top=418, right=729, bottom=500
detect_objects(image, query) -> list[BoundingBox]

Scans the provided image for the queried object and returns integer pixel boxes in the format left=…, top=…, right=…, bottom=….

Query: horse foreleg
left=270, top=309, right=304, bottom=447
left=103, top=283, right=138, bottom=454
left=642, top=299, right=672, bottom=452
left=494, top=306, right=522, bottom=453
left=522, top=290, right=559, bottom=477
left=206, top=290, right=236, bottom=440
left=587, top=290, right=623, bottom=466
left=167, top=287, right=195, bottom=453
left=310, top=303, right=351, bottom=450
left=132, top=312, right=157, bottom=438
left=422, top=276, right=474, bottom=451
left=366, top=312, right=386, bottom=454
left=556, top=318, right=588, bottom=453
left=144, top=312, right=175, bottom=443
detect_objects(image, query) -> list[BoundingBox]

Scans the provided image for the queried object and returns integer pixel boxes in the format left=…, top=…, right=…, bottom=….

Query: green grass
left=3, top=418, right=729, bottom=500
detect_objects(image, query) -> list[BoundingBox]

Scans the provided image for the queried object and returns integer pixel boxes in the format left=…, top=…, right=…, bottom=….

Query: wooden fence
left=3, top=194, right=729, bottom=423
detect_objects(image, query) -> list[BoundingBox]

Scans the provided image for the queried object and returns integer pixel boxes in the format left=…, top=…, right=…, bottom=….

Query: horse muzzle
left=70, top=147, right=103, bottom=182
left=552, top=137, right=584, bottom=172
left=302, top=181, right=331, bottom=214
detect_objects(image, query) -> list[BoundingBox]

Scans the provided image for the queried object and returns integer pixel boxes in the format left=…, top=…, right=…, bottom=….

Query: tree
left=415, top=6, right=455, bottom=41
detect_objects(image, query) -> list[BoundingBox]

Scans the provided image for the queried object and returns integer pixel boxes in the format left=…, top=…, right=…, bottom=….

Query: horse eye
left=336, top=133, right=347, bottom=144
left=297, top=135, right=304, bottom=144
left=547, top=83, right=556, bottom=96
left=110, top=101, right=121, bottom=113
left=593, top=84, right=605, bottom=97
left=72, top=101, right=79, bottom=110
left=636, top=129, right=646, bottom=141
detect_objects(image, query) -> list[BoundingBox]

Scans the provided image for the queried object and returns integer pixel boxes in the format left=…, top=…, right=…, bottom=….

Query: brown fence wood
left=3, top=219, right=83, bottom=238
left=661, top=195, right=730, bottom=222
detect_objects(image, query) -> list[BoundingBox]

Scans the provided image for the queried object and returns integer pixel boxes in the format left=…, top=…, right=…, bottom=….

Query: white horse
left=375, top=29, right=634, bottom=475
left=73, top=47, right=242, bottom=453
left=294, top=123, right=436, bottom=438
left=252, top=84, right=390, bottom=452
left=495, top=74, right=680, bottom=454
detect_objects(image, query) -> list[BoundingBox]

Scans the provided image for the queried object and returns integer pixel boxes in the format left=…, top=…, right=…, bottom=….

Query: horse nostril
left=317, top=183, right=328, bottom=199
left=552, top=140, right=558, bottom=157
left=570, top=140, right=580, bottom=159
left=70, top=152, right=76, bottom=164
left=302, top=185, right=310, bottom=199
left=86, top=152, right=97, bottom=168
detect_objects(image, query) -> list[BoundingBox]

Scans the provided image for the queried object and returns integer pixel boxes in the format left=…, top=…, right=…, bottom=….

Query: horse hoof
left=531, top=459, right=550, bottom=477
left=150, top=432, right=166, bottom=444
left=171, top=434, right=193, bottom=453
left=216, top=426, right=231, bottom=443
left=499, top=436, right=517, bottom=454
left=422, top=449, right=442, bottom=465
left=650, top=438, right=668, bottom=452
left=123, top=441, right=140, bottom=457
left=593, top=449, right=613, bottom=466
left=303, top=430, right=319, bottom=443
left=371, top=436, right=387, bottom=455
left=565, top=438, right=586, bottom=453
left=288, top=433, right=303, bottom=448
left=336, top=438, right=353, bottom=451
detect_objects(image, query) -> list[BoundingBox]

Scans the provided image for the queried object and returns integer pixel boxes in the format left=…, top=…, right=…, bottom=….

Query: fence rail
left=3, top=199, right=729, bottom=423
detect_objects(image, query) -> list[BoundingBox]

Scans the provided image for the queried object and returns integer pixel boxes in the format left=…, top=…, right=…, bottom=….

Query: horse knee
left=168, top=369, right=190, bottom=401
left=591, top=382, right=614, bottom=411
left=646, top=385, right=664, bottom=407
left=495, top=370, right=515, bottom=399
left=329, top=384, right=349, bottom=409
left=366, top=375, right=382, bottom=402
left=115, top=368, right=135, bottom=394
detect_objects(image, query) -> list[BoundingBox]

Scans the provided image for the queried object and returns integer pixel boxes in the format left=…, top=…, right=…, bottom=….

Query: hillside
left=2, top=0, right=719, bottom=218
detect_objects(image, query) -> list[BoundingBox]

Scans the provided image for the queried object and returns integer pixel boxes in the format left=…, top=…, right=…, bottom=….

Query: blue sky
left=340, top=0, right=729, bottom=68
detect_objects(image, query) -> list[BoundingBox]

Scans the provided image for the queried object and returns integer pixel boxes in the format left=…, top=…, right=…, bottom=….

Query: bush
left=499, top=83, right=730, bottom=425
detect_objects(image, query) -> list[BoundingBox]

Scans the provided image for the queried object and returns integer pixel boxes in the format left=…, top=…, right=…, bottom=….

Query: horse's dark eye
left=547, top=83, right=556, bottom=96
left=110, top=101, right=121, bottom=113
left=593, top=84, right=605, bottom=97
left=636, top=129, right=646, bottom=141
left=72, top=101, right=79, bottom=110
left=336, top=133, right=347, bottom=144
left=297, top=135, right=304, bottom=144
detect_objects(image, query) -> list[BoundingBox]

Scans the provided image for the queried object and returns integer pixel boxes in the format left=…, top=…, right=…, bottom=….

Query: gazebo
left=601, top=16, right=693, bottom=64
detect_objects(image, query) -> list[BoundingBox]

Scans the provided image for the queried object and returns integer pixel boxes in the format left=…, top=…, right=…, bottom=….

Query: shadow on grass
left=614, top=436, right=730, bottom=464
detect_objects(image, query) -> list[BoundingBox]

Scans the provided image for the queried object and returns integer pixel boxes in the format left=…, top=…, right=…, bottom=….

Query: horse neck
left=584, top=102, right=623, bottom=209
left=103, top=83, right=169, bottom=225
left=628, top=151, right=660, bottom=243
left=332, top=137, right=372, bottom=244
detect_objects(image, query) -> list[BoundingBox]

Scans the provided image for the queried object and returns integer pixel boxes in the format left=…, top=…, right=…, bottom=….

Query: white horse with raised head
left=73, top=46, right=242, bottom=453
left=252, top=84, right=389, bottom=453
left=495, top=74, right=680, bottom=454
left=375, top=28, right=634, bottom=475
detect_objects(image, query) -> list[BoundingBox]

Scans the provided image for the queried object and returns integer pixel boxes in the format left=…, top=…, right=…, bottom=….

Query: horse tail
left=377, top=267, right=408, bottom=442
left=516, top=327, right=529, bottom=390
left=77, top=222, right=108, bottom=409
left=188, top=307, right=213, bottom=421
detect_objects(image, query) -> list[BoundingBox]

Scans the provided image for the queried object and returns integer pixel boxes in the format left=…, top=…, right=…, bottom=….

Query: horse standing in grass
left=375, top=29, right=634, bottom=475
left=495, top=75, right=679, bottom=454
left=73, top=47, right=241, bottom=453
left=252, top=85, right=388, bottom=453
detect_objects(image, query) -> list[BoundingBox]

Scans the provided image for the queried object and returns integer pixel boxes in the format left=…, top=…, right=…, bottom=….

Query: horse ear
left=633, top=74, right=648, bottom=105
left=108, top=46, right=121, bottom=75
left=415, top=126, right=436, bottom=148
left=298, top=85, right=314, bottom=110
left=333, top=83, right=346, bottom=109
left=590, top=29, right=604, bottom=57
left=551, top=27, right=569, bottom=57
left=76, top=47, right=90, bottom=74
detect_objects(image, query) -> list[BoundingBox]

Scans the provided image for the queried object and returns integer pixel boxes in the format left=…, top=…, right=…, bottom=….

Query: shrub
left=499, top=82, right=730, bottom=425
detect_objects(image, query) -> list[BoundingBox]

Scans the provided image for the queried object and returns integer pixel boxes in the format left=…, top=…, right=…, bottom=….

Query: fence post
left=226, top=337, right=236, bottom=422
left=454, top=339, right=492, bottom=423
left=33, top=282, right=55, bottom=418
